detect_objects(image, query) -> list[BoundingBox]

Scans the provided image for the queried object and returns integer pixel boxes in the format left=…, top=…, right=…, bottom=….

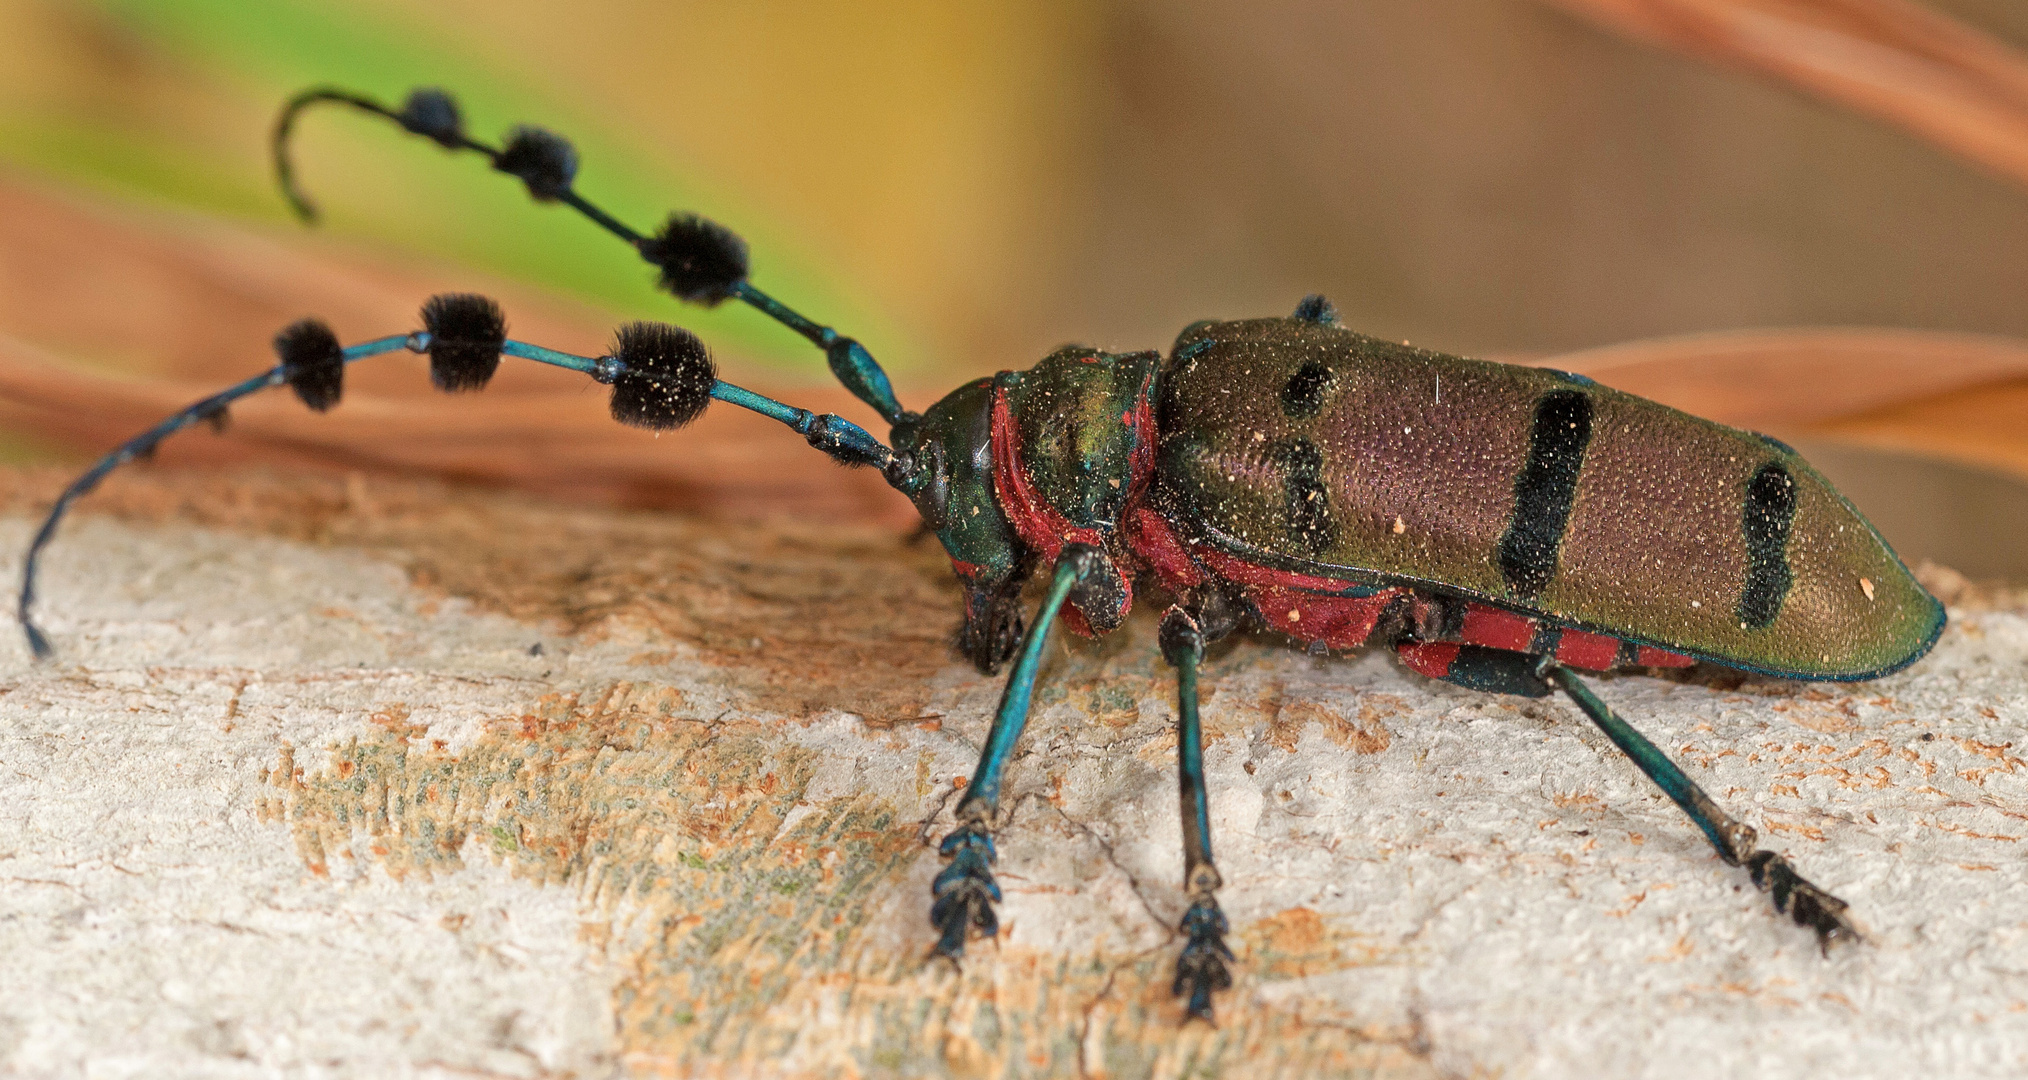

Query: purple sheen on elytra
left=1157, top=317, right=1939, bottom=679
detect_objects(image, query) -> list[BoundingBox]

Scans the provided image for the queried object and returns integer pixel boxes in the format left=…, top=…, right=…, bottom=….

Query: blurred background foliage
left=0, top=0, right=1096, bottom=377
left=4, top=0, right=2025, bottom=375
left=4, top=0, right=2028, bottom=567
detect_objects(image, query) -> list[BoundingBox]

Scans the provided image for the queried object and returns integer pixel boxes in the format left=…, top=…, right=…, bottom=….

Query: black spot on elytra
left=1738, top=463, right=1796, bottom=629
left=1273, top=438, right=1335, bottom=554
left=1280, top=362, right=1334, bottom=420
left=1497, top=390, right=1592, bottom=599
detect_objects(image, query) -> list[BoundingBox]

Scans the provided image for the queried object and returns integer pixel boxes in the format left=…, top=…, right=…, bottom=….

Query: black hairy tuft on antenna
left=639, top=213, right=749, bottom=305
left=421, top=293, right=507, bottom=392
left=275, top=318, right=345, bottom=412
left=609, top=322, right=716, bottom=430
left=493, top=126, right=578, bottom=201
left=396, top=87, right=464, bottom=148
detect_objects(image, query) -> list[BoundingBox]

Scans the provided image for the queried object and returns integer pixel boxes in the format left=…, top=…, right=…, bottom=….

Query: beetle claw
left=1745, top=850, right=1863, bottom=954
left=930, top=823, right=1000, bottom=962
left=1173, top=897, right=1234, bottom=1023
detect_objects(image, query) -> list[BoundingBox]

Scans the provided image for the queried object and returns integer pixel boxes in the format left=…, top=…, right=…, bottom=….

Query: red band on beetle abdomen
left=1460, top=604, right=1537, bottom=652
left=1555, top=628, right=1623, bottom=671
left=1246, top=585, right=1402, bottom=648
left=1395, top=641, right=1461, bottom=680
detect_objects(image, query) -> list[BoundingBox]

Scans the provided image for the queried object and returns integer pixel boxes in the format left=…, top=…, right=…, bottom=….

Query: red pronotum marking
left=989, top=381, right=1161, bottom=637
left=990, top=385, right=1105, bottom=561
left=1125, top=507, right=1205, bottom=590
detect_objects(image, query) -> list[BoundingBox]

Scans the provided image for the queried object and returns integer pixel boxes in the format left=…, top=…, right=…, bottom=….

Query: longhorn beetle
left=16, top=87, right=1944, bottom=1023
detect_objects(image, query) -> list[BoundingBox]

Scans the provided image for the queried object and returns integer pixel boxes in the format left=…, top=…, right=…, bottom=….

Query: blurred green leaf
left=0, top=0, right=908, bottom=378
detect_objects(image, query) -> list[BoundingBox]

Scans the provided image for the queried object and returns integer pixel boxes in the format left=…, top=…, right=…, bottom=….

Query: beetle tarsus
left=1174, top=896, right=1234, bottom=1023
left=929, top=822, right=1000, bottom=962
left=1743, top=848, right=1861, bottom=954
left=958, top=580, right=1026, bottom=675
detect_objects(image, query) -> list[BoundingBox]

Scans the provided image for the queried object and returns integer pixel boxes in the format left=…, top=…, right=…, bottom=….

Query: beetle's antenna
left=17, top=294, right=894, bottom=661
left=272, top=86, right=914, bottom=429
left=15, top=321, right=409, bottom=660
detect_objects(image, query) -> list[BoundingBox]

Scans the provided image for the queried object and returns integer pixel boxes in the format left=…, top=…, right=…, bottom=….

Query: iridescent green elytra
left=1156, top=317, right=1942, bottom=681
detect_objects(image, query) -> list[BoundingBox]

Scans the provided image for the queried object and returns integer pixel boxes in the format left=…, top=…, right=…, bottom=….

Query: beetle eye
left=906, top=441, right=952, bottom=529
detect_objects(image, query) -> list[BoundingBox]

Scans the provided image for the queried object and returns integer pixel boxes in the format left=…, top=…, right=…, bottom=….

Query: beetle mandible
left=14, top=86, right=1944, bottom=1023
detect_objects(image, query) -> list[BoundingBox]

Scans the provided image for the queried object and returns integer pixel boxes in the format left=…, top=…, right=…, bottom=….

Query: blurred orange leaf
left=1542, top=0, right=2028, bottom=188
left=1533, top=329, right=2028, bottom=480
left=8, top=171, right=2028, bottom=527
left=1538, top=327, right=2028, bottom=427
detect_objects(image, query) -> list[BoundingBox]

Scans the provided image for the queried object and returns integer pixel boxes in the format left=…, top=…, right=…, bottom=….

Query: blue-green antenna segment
left=273, top=86, right=914, bottom=428
left=18, top=317, right=894, bottom=661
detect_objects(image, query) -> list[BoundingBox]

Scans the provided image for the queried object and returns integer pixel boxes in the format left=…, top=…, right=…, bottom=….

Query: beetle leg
left=1540, top=660, right=1862, bottom=954
left=1160, top=604, right=1234, bottom=1023
left=931, top=544, right=1108, bottom=962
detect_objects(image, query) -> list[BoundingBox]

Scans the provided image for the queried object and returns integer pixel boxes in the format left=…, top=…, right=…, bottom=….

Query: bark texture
left=2, top=467, right=2026, bottom=1078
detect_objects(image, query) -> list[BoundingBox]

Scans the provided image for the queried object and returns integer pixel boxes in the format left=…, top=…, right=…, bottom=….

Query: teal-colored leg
left=1162, top=606, right=1233, bottom=1022
left=1541, top=660, right=1861, bottom=953
left=931, top=546, right=1104, bottom=961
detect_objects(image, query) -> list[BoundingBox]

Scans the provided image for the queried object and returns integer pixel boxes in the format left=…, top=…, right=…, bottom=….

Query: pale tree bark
left=2, top=467, right=2026, bottom=1077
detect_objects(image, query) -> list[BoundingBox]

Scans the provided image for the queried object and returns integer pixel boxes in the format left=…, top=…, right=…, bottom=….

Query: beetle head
left=890, top=377, right=1030, bottom=673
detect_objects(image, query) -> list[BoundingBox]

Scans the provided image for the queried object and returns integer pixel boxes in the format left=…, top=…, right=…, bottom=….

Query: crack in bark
left=1038, top=796, right=1177, bottom=939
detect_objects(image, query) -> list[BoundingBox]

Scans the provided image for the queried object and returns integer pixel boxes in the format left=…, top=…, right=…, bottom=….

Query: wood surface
left=4, top=465, right=2028, bottom=1076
